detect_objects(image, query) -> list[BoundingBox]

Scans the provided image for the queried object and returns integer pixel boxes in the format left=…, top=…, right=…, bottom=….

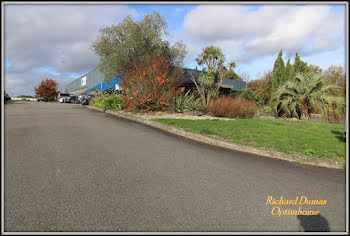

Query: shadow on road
left=297, top=214, right=330, bottom=232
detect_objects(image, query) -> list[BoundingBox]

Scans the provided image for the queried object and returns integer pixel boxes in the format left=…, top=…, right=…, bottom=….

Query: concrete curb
left=85, top=105, right=345, bottom=170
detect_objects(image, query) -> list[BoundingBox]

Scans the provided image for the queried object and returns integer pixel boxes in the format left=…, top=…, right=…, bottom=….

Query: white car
left=57, top=93, right=75, bottom=103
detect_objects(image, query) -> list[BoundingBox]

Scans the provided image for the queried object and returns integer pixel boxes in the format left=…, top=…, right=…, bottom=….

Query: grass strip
left=151, top=118, right=346, bottom=161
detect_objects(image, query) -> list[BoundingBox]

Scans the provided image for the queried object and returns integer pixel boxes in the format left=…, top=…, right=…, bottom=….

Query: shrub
left=326, top=106, right=345, bottom=123
left=102, top=95, right=124, bottom=111
left=169, top=90, right=204, bottom=113
left=257, top=105, right=275, bottom=116
left=90, top=95, right=124, bottom=111
left=247, top=71, right=272, bottom=105
left=271, top=72, right=344, bottom=120
left=208, top=96, right=256, bottom=118
left=89, top=97, right=104, bottom=108
left=122, top=51, right=181, bottom=112
left=238, top=88, right=264, bottom=106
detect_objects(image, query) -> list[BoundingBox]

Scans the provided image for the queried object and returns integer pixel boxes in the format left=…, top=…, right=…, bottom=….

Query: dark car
left=74, top=94, right=84, bottom=104
left=81, top=94, right=94, bottom=105
left=67, top=95, right=78, bottom=103
left=4, top=94, right=11, bottom=102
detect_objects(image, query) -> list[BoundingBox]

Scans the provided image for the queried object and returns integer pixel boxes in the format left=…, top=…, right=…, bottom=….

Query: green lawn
left=151, top=118, right=346, bottom=161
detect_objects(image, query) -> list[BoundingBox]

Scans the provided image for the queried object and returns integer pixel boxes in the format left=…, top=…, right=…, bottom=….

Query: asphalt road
left=4, top=101, right=347, bottom=232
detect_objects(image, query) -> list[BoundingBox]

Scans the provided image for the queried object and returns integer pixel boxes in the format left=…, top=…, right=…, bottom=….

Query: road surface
left=4, top=101, right=347, bottom=232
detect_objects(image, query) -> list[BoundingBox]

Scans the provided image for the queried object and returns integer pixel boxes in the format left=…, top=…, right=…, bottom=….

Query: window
left=81, top=76, right=87, bottom=86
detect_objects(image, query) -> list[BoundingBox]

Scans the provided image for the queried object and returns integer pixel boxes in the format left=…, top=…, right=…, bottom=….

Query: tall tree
left=91, top=11, right=187, bottom=82
left=285, top=57, right=294, bottom=81
left=293, top=52, right=309, bottom=75
left=271, top=50, right=286, bottom=94
left=35, top=78, right=58, bottom=102
left=190, top=46, right=236, bottom=106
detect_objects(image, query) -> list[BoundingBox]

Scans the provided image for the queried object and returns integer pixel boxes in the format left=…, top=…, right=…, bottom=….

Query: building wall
left=64, top=68, right=246, bottom=95
left=63, top=69, right=117, bottom=94
left=83, top=77, right=120, bottom=94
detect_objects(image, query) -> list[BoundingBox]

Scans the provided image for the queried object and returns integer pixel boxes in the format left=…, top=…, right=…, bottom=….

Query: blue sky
left=4, top=3, right=346, bottom=96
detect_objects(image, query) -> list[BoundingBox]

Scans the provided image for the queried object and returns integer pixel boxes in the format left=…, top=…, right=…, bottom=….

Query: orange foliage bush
left=34, top=78, right=58, bottom=101
left=122, top=52, right=181, bottom=112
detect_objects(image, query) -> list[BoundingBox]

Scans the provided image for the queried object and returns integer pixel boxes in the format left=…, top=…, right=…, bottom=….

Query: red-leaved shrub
left=122, top=51, right=181, bottom=112
left=208, top=96, right=256, bottom=118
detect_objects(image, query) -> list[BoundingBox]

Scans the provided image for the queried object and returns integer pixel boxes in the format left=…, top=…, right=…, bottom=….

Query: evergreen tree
left=271, top=50, right=286, bottom=94
left=285, top=57, right=294, bottom=81
left=293, top=52, right=308, bottom=76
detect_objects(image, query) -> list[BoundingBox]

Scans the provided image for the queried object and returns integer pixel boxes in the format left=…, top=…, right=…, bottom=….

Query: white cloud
left=4, top=4, right=137, bottom=95
left=4, top=70, right=73, bottom=96
left=184, top=5, right=282, bottom=42
left=183, top=5, right=345, bottom=63
left=5, top=5, right=136, bottom=73
left=311, top=37, right=341, bottom=53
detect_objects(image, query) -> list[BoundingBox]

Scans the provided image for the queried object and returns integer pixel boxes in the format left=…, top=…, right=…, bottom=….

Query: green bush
left=90, top=95, right=124, bottom=111
left=89, top=97, right=104, bottom=108
left=169, top=90, right=204, bottom=113
left=238, top=88, right=264, bottom=106
left=102, top=95, right=124, bottom=111
left=258, top=105, right=275, bottom=116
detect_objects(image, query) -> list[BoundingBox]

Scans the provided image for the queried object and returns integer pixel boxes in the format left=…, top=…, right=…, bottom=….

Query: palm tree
left=191, top=46, right=237, bottom=106
left=271, top=72, right=345, bottom=120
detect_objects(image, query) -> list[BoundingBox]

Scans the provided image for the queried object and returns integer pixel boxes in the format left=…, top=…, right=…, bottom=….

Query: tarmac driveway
left=4, top=101, right=347, bottom=232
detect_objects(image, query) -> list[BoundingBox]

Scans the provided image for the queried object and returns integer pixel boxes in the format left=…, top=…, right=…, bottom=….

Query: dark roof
left=180, top=68, right=201, bottom=84
left=222, top=78, right=247, bottom=92
left=179, top=68, right=246, bottom=91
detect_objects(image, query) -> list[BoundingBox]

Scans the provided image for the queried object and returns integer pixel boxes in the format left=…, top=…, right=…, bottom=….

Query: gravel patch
left=118, top=111, right=233, bottom=120
left=118, top=111, right=294, bottom=121
left=117, top=111, right=336, bottom=122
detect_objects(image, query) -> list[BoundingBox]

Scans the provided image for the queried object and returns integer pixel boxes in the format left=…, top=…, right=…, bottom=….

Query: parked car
left=58, top=93, right=69, bottom=103
left=58, top=93, right=76, bottom=103
left=37, top=97, right=45, bottom=102
left=81, top=94, right=94, bottom=105
left=74, top=94, right=84, bottom=104
left=4, top=94, right=11, bottom=102
left=67, top=95, right=77, bottom=103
